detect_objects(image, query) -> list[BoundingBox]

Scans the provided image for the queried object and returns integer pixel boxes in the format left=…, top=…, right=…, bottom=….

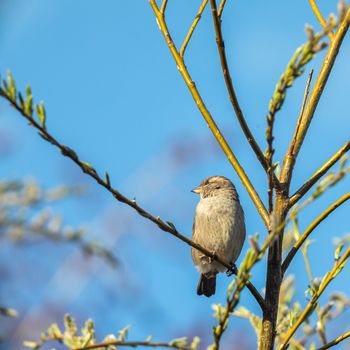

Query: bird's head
left=191, top=176, right=238, bottom=199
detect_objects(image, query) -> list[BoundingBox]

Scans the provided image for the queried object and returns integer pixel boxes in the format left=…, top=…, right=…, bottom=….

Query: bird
left=191, top=176, right=246, bottom=297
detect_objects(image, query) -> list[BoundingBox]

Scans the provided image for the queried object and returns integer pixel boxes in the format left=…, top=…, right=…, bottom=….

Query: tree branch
left=288, top=141, right=350, bottom=208
left=149, top=0, right=270, bottom=228
left=0, top=75, right=265, bottom=310
left=180, top=0, right=208, bottom=58
left=279, top=246, right=350, bottom=349
left=282, top=192, right=350, bottom=274
left=287, top=70, right=314, bottom=163
left=160, top=0, right=168, bottom=15
left=74, top=340, right=191, bottom=350
left=290, top=8, right=350, bottom=161
left=217, top=0, right=227, bottom=19
left=209, top=0, right=278, bottom=189
left=317, top=330, right=350, bottom=350
left=290, top=158, right=349, bottom=217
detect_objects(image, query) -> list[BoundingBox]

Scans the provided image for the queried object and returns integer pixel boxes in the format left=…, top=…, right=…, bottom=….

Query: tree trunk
left=259, top=197, right=287, bottom=350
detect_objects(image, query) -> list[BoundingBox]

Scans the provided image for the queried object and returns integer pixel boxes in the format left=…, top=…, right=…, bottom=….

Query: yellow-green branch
left=149, top=0, right=270, bottom=228
left=291, top=8, right=350, bottom=159
left=180, top=0, right=208, bottom=58
left=317, top=330, right=350, bottom=350
left=279, top=246, right=350, bottom=349
left=217, top=0, right=227, bottom=19
left=289, top=141, right=350, bottom=207
left=282, top=192, right=350, bottom=274
left=160, top=0, right=168, bottom=15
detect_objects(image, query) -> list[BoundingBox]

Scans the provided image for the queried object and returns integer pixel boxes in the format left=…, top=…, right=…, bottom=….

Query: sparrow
left=191, top=176, right=246, bottom=297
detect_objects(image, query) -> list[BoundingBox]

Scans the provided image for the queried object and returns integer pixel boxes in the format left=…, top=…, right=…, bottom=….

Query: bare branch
left=75, top=340, right=191, bottom=350
left=279, top=246, right=350, bottom=349
left=149, top=0, right=270, bottom=228
left=288, top=70, right=314, bottom=157
left=282, top=192, right=350, bottom=274
left=290, top=158, right=349, bottom=217
left=209, top=0, right=278, bottom=189
left=160, top=0, right=168, bottom=15
left=289, top=141, right=350, bottom=208
left=217, top=0, right=227, bottom=19
left=180, top=0, right=208, bottom=58
left=270, top=24, right=336, bottom=191
left=317, top=330, right=350, bottom=350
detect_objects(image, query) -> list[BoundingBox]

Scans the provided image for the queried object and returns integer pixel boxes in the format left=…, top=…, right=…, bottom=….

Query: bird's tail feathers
left=197, top=274, right=216, bottom=297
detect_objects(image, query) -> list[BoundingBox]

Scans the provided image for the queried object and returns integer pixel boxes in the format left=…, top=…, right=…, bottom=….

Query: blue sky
left=1, top=1, right=349, bottom=349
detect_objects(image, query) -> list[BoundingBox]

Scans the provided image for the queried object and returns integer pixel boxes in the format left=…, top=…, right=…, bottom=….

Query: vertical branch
left=289, top=8, right=350, bottom=167
left=209, top=0, right=277, bottom=186
left=282, top=193, right=350, bottom=274
left=160, top=0, right=168, bottom=15
left=149, top=0, right=270, bottom=228
left=287, top=70, right=314, bottom=161
left=217, top=0, right=227, bottom=19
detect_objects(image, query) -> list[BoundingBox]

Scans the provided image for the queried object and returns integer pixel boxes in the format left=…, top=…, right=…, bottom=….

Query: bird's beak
left=191, top=186, right=201, bottom=194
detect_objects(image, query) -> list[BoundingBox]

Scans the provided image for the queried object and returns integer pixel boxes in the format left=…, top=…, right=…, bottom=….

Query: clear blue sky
left=1, top=1, right=349, bottom=349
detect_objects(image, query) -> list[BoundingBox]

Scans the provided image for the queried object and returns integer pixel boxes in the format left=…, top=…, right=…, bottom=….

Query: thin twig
left=289, top=141, right=350, bottom=208
left=217, top=0, right=227, bottom=19
left=288, top=70, right=314, bottom=156
left=279, top=246, right=350, bottom=349
left=317, top=330, right=350, bottom=350
left=298, top=300, right=350, bottom=346
left=149, top=0, right=270, bottom=228
left=209, top=0, right=279, bottom=190
left=180, top=0, right=208, bottom=58
left=282, top=192, right=350, bottom=274
left=74, top=340, right=191, bottom=350
left=292, top=217, right=327, bottom=345
left=290, top=161, right=350, bottom=217
left=160, top=0, right=168, bottom=15
left=308, top=0, right=334, bottom=39
left=0, top=82, right=265, bottom=310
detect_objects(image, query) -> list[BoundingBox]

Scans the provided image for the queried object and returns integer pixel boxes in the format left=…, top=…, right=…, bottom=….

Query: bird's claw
left=226, top=263, right=238, bottom=276
left=209, top=250, right=217, bottom=263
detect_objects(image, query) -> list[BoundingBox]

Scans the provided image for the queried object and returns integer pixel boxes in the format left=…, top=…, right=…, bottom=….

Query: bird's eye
left=215, top=185, right=221, bottom=189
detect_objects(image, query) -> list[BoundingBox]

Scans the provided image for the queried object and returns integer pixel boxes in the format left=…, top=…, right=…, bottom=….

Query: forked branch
left=180, top=0, right=208, bottom=58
